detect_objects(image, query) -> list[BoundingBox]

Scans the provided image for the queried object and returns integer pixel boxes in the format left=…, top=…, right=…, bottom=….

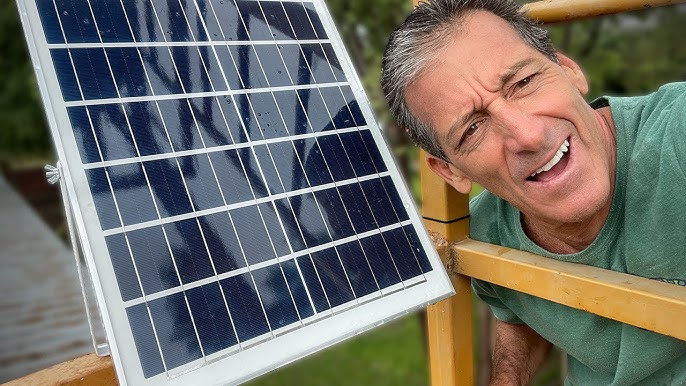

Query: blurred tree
left=0, top=0, right=52, bottom=163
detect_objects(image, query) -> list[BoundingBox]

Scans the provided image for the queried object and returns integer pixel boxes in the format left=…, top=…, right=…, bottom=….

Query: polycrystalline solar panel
left=17, top=0, right=454, bottom=384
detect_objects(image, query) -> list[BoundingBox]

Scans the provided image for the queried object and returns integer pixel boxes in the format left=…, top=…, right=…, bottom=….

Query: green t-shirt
left=470, top=82, right=686, bottom=385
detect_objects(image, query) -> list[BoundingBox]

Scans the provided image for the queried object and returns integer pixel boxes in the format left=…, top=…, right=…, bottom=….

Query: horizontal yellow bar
left=452, top=239, right=686, bottom=341
left=2, top=353, right=115, bottom=386
left=523, top=0, right=686, bottom=22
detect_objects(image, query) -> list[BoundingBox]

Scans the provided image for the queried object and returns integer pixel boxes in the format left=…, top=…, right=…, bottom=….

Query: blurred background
left=1, top=0, right=685, bottom=385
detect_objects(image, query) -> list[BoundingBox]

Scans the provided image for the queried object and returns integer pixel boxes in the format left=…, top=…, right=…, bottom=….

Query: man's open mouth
left=527, top=139, right=570, bottom=181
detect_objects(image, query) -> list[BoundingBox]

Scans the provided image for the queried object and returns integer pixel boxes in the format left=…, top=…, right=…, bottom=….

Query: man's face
left=405, top=11, right=616, bottom=227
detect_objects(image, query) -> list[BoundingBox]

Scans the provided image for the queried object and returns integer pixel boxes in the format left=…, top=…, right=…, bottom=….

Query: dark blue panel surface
left=170, top=46, right=218, bottom=93
left=107, top=163, right=158, bottom=225
left=404, top=225, right=433, bottom=273
left=178, top=154, right=224, bottom=211
left=291, top=192, right=331, bottom=248
left=295, top=255, right=330, bottom=313
left=156, top=99, right=203, bottom=152
left=321, top=44, right=346, bottom=82
left=53, top=0, right=98, bottom=43
left=360, top=178, right=398, bottom=228
left=148, top=293, right=203, bottom=370
left=300, top=44, right=336, bottom=84
left=86, top=168, right=121, bottom=230
left=274, top=89, right=311, bottom=135
left=267, top=141, right=308, bottom=191
left=68, top=107, right=101, bottom=164
left=121, top=1, right=165, bottom=42
left=126, top=304, right=165, bottom=378
left=138, top=47, right=184, bottom=95
left=339, top=131, right=378, bottom=177
left=295, top=138, right=332, bottom=187
left=198, top=212, right=247, bottom=274
left=252, top=265, right=300, bottom=329
left=281, top=260, right=314, bottom=318
left=317, top=134, right=356, bottom=181
left=297, top=88, right=333, bottom=132
left=128, top=225, right=180, bottom=294
left=313, top=188, right=354, bottom=240
left=221, top=273, right=271, bottom=342
left=240, top=92, right=289, bottom=140
left=186, top=283, right=238, bottom=355
left=258, top=202, right=290, bottom=257
left=337, top=241, right=380, bottom=297
left=319, top=87, right=355, bottom=129
left=274, top=199, right=306, bottom=252
left=124, top=101, right=173, bottom=156
left=236, top=0, right=272, bottom=40
left=340, top=86, right=366, bottom=126
left=105, top=233, right=143, bottom=301
left=231, top=205, right=276, bottom=265
left=311, top=248, right=355, bottom=307
left=150, top=0, right=193, bottom=42
left=360, top=234, right=401, bottom=289
left=90, top=0, right=134, bottom=43
left=210, top=0, right=249, bottom=41
left=178, top=0, right=209, bottom=41
left=164, top=218, right=215, bottom=284
left=217, top=95, right=248, bottom=143
left=337, top=183, right=376, bottom=234
left=261, top=1, right=296, bottom=40
left=282, top=2, right=317, bottom=40
left=208, top=150, right=254, bottom=204
left=360, top=130, right=386, bottom=171
left=70, top=48, right=119, bottom=100
left=229, top=45, right=269, bottom=89
left=36, top=0, right=64, bottom=44
left=253, top=145, right=284, bottom=195
left=381, top=176, right=409, bottom=221
left=51, top=49, right=81, bottom=101
left=382, top=227, right=423, bottom=281
left=106, top=47, right=150, bottom=98
left=278, top=44, right=315, bottom=86
left=188, top=97, right=233, bottom=147
left=143, top=158, right=194, bottom=218
left=214, top=46, right=243, bottom=90
left=88, top=104, right=137, bottom=161
left=237, top=147, right=269, bottom=199
left=303, top=2, right=326, bottom=39
left=254, top=44, right=291, bottom=87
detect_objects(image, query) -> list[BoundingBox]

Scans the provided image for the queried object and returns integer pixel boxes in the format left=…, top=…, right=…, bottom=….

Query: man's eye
left=465, top=122, right=480, bottom=136
left=516, top=74, right=535, bottom=88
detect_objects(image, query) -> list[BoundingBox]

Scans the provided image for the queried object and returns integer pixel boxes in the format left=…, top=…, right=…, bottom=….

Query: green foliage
left=246, top=314, right=428, bottom=386
left=0, top=1, right=52, bottom=162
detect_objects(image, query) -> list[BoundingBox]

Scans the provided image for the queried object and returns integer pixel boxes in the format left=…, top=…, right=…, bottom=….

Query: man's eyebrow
left=499, top=58, right=536, bottom=87
left=447, top=58, right=537, bottom=141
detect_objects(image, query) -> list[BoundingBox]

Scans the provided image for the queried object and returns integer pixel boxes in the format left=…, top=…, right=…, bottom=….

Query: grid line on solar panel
left=117, top=220, right=417, bottom=306
left=29, top=0, right=441, bottom=381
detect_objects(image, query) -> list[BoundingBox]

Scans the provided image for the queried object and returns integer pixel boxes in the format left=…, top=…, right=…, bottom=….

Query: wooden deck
left=0, top=174, right=93, bottom=383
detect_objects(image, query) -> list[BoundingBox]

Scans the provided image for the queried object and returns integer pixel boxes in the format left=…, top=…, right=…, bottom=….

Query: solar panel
left=16, top=0, right=454, bottom=384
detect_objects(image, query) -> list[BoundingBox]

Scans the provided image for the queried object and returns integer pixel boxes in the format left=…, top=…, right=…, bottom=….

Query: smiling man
left=382, top=0, right=686, bottom=385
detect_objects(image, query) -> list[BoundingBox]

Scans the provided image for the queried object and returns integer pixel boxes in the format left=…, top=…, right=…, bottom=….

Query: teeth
left=530, top=139, right=570, bottom=177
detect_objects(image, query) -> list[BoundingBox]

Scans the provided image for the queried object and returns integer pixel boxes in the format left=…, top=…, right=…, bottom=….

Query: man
left=381, top=0, right=686, bottom=384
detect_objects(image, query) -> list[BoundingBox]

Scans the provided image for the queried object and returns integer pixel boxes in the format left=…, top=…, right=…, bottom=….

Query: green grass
left=246, top=313, right=429, bottom=386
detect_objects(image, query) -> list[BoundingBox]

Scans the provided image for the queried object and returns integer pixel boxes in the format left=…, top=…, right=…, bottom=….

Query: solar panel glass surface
left=17, top=0, right=453, bottom=384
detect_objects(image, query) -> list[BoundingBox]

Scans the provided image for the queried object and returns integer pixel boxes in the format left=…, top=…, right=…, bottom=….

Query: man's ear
left=557, top=53, right=589, bottom=95
left=426, top=155, right=473, bottom=194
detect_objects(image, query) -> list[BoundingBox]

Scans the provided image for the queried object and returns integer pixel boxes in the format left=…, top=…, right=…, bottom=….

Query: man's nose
left=492, top=102, right=545, bottom=153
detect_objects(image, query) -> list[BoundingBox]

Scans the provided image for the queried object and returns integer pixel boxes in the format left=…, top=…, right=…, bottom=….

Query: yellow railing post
left=420, top=150, right=474, bottom=386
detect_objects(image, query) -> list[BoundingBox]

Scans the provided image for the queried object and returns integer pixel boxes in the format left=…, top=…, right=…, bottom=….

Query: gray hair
left=381, top=0, right=558, bottom=161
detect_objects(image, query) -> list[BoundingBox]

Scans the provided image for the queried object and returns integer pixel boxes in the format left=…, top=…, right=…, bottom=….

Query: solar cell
left=17, top=0, right=454, bottom=384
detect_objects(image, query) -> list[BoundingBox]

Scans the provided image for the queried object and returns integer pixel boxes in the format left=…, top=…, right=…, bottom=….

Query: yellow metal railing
left=5, top=1, right=686, bottom=385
